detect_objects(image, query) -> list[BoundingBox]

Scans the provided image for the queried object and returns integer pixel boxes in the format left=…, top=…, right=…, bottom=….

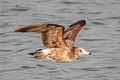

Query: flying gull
left=15, top=20, right=91, bottom=62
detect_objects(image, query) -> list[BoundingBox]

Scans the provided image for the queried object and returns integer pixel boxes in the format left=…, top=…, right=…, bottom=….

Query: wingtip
left=75, top=20, right=86, bottom=26
left=79, top=20, right=86, bottom=26
left=69, top=20, right=86, bottom=27
left=14, top=28, right=26, bottom=32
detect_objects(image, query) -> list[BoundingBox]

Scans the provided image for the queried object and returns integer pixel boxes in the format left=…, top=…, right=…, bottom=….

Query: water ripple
left=35, top=0, right=50, bottom=3
left=1, top=1, right=10, bottom=3
left=36, top=64, right=46, bottom=68
left=20, top=66, right=36, bottom=69
left=62, top=1, right=87, bottom=5
left=81, top=68, right=100, bottom=71
left=102, top=66, right=117, bottom=70
left=0, top=49, right=12, bottom=52
left=10, top=5, right=30, bottom=12
left=107, top=16, right=120, bottom=20
left=0, top=66, right=35, bottom=73
left=82, top=38, right=108, bottom=41
left=91, top=21, right=106, bottom=25
left=15, top=48, right=28, bottom=53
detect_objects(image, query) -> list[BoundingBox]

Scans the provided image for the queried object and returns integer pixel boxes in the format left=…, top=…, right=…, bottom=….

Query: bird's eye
left=80, top=50, right=82, bottom=52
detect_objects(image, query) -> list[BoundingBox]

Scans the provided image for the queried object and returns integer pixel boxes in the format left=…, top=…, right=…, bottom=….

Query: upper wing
left=64, top=20, right=86, bottom=42
left=15, top=24, right=68, bottom=50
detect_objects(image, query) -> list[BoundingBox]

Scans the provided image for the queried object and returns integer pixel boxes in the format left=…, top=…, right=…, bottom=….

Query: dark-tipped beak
left=89, top=52, right=92, bottom=55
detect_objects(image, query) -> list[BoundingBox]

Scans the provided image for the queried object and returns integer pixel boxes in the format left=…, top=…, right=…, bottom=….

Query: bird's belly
left=45, top=50, right=73, bottom=62
left=46, top=54, right=72, bottom=62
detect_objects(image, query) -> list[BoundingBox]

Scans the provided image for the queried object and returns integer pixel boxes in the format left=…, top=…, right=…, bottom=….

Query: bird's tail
left=28, top=49, right=46, bottom=59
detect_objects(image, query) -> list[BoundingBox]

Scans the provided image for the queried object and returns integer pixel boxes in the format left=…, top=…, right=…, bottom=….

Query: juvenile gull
left=15, top=20, right=91, bottom=62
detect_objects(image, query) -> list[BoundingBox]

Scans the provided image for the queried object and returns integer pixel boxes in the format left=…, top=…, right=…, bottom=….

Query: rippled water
left=0, top=0, right=120, bottom=80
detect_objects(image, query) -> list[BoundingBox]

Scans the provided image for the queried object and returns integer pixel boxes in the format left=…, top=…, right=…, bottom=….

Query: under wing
left=63, top=20, right=86, bottom=48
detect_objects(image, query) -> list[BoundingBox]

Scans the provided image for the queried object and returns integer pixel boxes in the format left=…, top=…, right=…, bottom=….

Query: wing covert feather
left=15, top=24, right=68, bottom=50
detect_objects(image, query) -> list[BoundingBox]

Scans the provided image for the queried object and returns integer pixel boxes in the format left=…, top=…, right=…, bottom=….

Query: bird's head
left=77, top=48, right=91, bottom=56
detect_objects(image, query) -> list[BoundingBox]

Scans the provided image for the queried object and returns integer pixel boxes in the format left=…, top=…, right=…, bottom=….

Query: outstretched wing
left=63, top=20, right=86, bottom=48
left=64, top=20, right=86, bottom=41
left=15, top=24, right=68, bottom=50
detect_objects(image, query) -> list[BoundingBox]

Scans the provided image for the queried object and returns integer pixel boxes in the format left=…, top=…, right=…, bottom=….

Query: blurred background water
left=0, top=0, right=120, bottom=80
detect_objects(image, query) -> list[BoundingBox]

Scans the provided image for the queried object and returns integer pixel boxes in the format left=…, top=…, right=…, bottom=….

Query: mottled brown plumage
left=15, top=20, right=91, bottom=62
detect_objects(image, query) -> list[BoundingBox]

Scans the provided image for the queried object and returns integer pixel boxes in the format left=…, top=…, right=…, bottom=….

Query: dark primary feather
left=69, top=20, right=86, bottom=28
